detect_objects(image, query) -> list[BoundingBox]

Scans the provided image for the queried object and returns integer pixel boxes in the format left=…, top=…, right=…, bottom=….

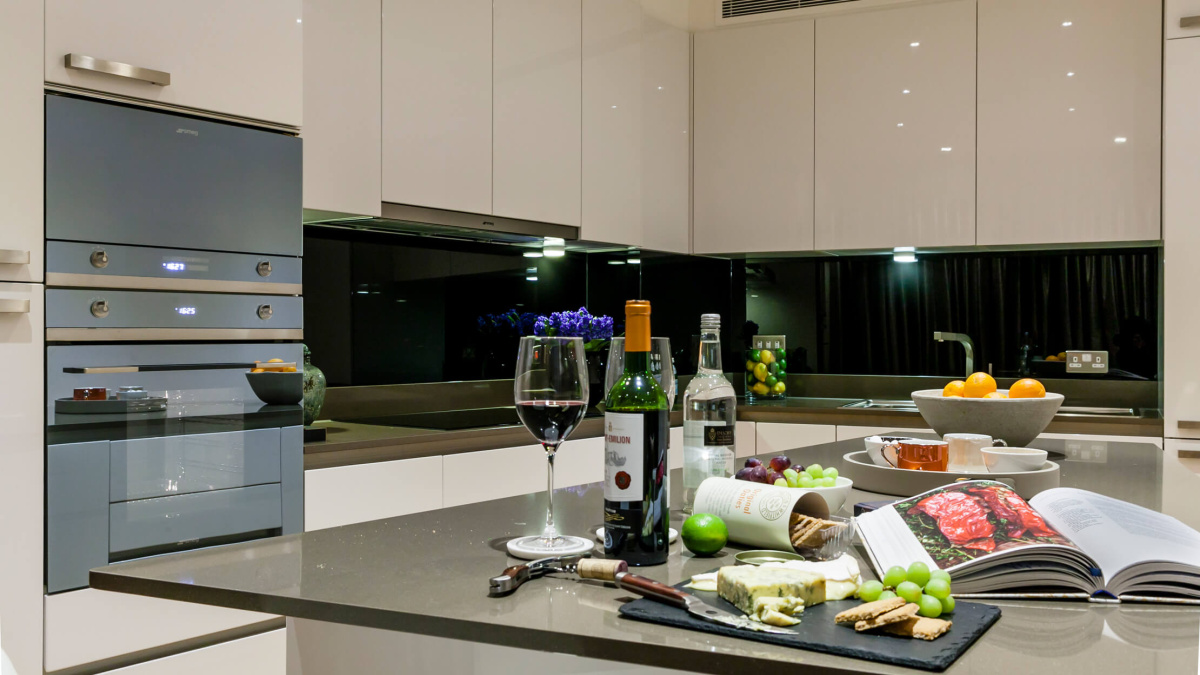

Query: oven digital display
left=162, top=262, right=187, bottom=272
left=175, top=307, right=197, bottom=316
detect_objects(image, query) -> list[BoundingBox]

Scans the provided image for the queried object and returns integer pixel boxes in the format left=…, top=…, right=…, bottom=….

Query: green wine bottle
left=604, top=300, right=670, bottom=566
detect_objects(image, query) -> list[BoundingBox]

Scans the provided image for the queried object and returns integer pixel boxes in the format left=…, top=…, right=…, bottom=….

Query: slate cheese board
left=618, top=577, right=1001, bottom=672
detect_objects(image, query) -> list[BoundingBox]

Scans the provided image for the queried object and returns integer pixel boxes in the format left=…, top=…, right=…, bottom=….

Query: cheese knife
left=614, top=571, right=794, bottom=635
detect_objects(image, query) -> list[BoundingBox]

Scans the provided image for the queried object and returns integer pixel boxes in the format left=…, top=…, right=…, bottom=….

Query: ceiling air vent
left=721, top=0, right=855, bottom=19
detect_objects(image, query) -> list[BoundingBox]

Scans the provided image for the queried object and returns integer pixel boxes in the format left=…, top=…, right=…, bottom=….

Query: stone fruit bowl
left=911, top=389, right=1064, bottom=448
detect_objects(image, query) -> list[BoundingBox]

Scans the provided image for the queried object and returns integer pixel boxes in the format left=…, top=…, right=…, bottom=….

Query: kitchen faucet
left=934, top=331, right=975, bottom=378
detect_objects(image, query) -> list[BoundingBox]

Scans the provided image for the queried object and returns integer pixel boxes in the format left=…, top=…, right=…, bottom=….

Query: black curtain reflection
left=816, top=249, right=1159, bottom=378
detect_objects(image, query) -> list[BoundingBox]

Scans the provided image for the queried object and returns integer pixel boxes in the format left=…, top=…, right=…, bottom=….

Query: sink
left=841, top=399, right=919, bottom=412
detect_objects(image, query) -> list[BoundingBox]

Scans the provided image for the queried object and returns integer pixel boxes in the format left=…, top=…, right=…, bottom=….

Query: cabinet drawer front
left=109, top=484, right=281, bottom=555
left=46, top=95, right=301, bottom=257
left=111, top=429, right=281, bottom=501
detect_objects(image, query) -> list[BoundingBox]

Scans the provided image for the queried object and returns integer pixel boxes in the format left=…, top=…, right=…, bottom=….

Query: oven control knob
left=257, top=304, right=273, bottom=321
left=256, top=260, right=272, bottom=277
left=90, top=300, right=109, bottom=318
left=90, top=250, right=109, bottom=269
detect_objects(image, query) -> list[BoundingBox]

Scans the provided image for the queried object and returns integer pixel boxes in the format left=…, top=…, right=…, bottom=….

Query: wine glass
left=605, top=337, right=676, bottom=408
left=509, top=336, right=593, bottom=559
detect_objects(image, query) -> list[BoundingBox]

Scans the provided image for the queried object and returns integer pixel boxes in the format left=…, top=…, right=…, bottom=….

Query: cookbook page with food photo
left=857, top=481, right=1200, bottom=603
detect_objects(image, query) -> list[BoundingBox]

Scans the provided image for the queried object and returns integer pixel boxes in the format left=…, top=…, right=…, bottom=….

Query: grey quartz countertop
left=92, top=435, right=1200, bottom=675
left=304, top=398, right=1162, bottom=470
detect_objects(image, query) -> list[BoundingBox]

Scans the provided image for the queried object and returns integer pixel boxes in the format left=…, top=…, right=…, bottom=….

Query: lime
left=764, top=375, right=778, bottom=388
left=748, top=349, right=761, bottom=362
left=681, top=513, right=728, bottom=557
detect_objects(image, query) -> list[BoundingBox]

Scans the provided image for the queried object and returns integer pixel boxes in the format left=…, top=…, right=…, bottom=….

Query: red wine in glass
left=516, top=400, right=588, bottom=445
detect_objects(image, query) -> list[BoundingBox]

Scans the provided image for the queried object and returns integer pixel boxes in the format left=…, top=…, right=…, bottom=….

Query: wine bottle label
left=604, top=412, right=644, bottom=502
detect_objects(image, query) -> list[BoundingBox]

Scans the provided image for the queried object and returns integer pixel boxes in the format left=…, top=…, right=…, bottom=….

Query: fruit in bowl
left=943, top=373, right=1046, bottom=399
left=734, top=456, right=853, bottom=514
left=915, top=378, right=1063, bottom=447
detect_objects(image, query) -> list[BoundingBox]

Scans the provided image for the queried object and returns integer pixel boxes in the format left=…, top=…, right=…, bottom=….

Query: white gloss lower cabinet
left=45, top=0, right=302, bottom=127
left=0, top=0, right=42, bottom=284
left=977, top=0, right=1161, bottom=246
left=443, top=445, right=546, bottom=508
left=815, top=0, right=976, bottom=251
left=302, top=0, right=382, bottom=217
left=582, top=0, right=690, bottom=251
left=734, top=421, right=757, bottom=459
left=304, top=456, right=444, bottom=531
left=755, top=423, right=837, bottom=458
left=693, top=21, right=815, bottom=255
left=1163, top=440, right=1200, bottom=533
left=95, top=630, right=284, bottom=675
left=1167, top=0, right=1200, bottom=39
left=1164, top=38, right=1200, bottom=439
left=382, top=0, right=493, bottom=215
left=44, top=589, right=278, bottom=672
left=493, top=0, right=581, bottom=226
left=0, top=283, right=42, bottom=675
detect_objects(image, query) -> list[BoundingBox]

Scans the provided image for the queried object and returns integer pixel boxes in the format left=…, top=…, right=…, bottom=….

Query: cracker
left=834, top=597, right=906, bottom=625
left=881, top=616, right=953, bottom=641
left=854, top=603, right=919, bottom=632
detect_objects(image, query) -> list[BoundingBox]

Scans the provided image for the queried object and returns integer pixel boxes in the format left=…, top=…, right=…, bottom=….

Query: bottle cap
left=624, top=300, right=652, bottom=352
left=701, top=313, right=721, bottom=329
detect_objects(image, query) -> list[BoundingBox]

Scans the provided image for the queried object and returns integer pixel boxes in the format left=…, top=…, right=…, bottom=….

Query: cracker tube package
left=693, top=477, right=831, bottom=551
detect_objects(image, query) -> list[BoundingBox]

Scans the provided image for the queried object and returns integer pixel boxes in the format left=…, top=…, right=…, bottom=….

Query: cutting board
left=618, top=578, right=1001, bottom=672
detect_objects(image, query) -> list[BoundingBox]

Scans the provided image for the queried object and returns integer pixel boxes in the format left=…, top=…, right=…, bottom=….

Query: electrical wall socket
left=1066, top=350, right=1108, bottom=374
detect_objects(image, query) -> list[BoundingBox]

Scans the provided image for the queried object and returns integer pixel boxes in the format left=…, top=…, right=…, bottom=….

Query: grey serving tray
left=841, top=451, right=1060, bottom=499
left=55, top=397, right=168, bottom=415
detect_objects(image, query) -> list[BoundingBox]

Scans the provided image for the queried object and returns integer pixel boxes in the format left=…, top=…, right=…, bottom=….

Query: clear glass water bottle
left=682, top=314, right=737, bottom=513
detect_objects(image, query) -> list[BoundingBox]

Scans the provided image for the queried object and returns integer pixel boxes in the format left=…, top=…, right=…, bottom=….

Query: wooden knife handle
left=577, top=558, right=627, bottom=581
left=615, top=572, right=690, bottom=609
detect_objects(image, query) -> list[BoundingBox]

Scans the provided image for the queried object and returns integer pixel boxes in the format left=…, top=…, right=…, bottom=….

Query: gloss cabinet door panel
left=382, top=0, right=493, bottom=215
left=0, top=282, right=43, bottom=674
left=302, top=0, right=382, bottom=217
left=814, top=0, right=977, bottom=251
left=977, top=0, right=1161, bottom=246
left=1167, top=0, right=1200, bottom=39
left=582, top=0, right=690, bottom=251
left=493, top=0, right=582, bottom=227
left=0, top=0, right=42, bottom=283
left=694, top=21, right=815, bottom=255
left=45, top=0, right=302, bottom=126
left=1164, top=39, right=1200, bottom=439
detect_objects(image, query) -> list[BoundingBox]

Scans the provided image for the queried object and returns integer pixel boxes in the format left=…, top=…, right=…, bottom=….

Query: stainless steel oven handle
left=0, top=249, right=30, bottom=265
left=64, top=54, right=171, bottom=86
left=63, top=362, right=296, bottom=374
left=0, top=299, right=30, bottom=314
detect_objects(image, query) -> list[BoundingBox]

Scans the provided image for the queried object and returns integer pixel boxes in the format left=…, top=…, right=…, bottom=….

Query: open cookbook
left=857, top=480, right=1200, bottom=604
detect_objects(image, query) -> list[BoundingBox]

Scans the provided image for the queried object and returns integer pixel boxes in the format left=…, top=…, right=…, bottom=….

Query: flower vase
left=301, top=344, right=327, bottom=426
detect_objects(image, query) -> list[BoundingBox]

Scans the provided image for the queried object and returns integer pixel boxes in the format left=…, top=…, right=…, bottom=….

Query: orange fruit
left=983, top=392, right=1007, bottom=399
left=1045, top=355, right=1059, bottom=362
left=942, top=380, right=966, bottom=397
left=963, top=372, right=997, bottom=398
left=1008, top=378, right=1046, bottom=399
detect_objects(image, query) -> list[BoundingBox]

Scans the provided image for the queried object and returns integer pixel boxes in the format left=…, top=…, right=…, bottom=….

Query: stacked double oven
left=43, top=93, right=304, bottom=598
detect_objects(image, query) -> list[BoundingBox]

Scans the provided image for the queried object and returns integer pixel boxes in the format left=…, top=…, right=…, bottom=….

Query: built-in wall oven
left=43, top=93, right=305, bottom=593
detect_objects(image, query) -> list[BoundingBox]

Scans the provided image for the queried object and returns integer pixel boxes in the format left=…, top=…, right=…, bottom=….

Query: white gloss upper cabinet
left=0, top=0, right=42, bottom=284
left=302, top=0, right=382, bottom=218
left=382, top=0, right=492, bottom=215
left=1164, top=39, right=1200, bottom=439
left=815, top=0, right=976, bottom=251
left=694, top=21, right=815, bottom=255
left=977, top=0, right=1161, bottom=246
left=582, top=0, right=690, bottom=251
left=45, top=0, right=302, bottom=127
left=1167, top=0, right=1200, bottom=39
left=493, top=0, right=582, bottom=227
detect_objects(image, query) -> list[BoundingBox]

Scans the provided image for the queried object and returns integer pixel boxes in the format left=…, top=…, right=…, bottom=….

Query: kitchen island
left=90, top=436, right=1200, bottom=674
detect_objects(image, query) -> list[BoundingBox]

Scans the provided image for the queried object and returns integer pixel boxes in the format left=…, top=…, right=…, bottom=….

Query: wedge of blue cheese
left=717, top=566, right=826, bottom=620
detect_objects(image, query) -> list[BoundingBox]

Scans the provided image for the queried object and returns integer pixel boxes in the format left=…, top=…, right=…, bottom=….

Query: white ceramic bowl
left=912, top=389, right=1064, bottom=447
left=864, top=435, right=917, bottom=467
left=791, top=476, right=853, bottom=515
left=982, top=447, right=1048, bottom=473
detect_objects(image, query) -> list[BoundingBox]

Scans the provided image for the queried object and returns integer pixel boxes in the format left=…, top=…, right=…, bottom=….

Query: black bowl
left=245, top=372, right=303, bottom=405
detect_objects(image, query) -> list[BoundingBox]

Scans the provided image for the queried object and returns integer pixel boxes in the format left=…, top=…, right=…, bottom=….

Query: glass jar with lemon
left=745, top=335, right=788, bottom=401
